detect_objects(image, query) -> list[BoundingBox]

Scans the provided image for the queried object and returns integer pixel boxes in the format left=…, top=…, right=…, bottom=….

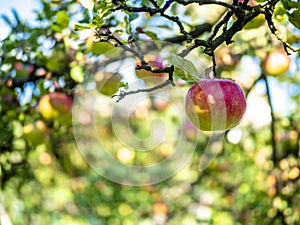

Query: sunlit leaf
left=56, top=11, right=70, bottom=28
left=70, top=65, right=84, bottom=83
left=92, top=15, right=105, bottom=27
left=74, top=24, right=91, bottom=31
left=86, top=42, right=115, bottom=55
left=169, top=55, right=200, bottom=81
left=145, top=31, right=158, bottom=40
left=157, top=0, right=165, bottom=6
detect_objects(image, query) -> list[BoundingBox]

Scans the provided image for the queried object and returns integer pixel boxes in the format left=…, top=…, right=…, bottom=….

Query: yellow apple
left=39, top=92, right=73, bottom=123
left=264, top=49, right=291, bottom=76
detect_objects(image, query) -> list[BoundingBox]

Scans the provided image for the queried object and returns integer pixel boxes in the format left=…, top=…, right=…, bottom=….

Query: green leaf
left=51, top=24, right=63, bottom=32
left=145, top=31, right=158, bottom=40
left=124, top=16, right=131, bottom=33
left=118, top=82, right=129, bottom=89
left=86, top=42, right=115, bottom=55
left=11, top=8, right=22, bottom=25
left=274, top=5, right=287, bottom=16
left=56, top=11, right=70, bottom=28
left=169, top=55, right=199, bottom=81
left=157, top=0, right=165, bottom=7
left=97, top=1, right=113, bottom=18
left=92, top=15, right=105, bottom=27
left=70, top=65, right=84, bottom=83
left=129, top=12, right=139, bottom=22
left=288, top=10, right=300, bottom=29
left=1, top=14, right=12, bottom=26
left=74, top=24, right=91, bottom=31
left=281, top=0, right=300, bottom=10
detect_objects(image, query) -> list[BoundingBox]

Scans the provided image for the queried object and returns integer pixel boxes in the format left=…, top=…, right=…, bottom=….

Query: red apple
left=39, top=92, right=73, bottom=123
left=14, top=62, right=35, bottom=77
left=152, top=96, right=170, bottom=110
left=264, top=49, right=291, bottom=76
left=14, top=62, right=23, bottom=71
left=185, top=79, right=246, bottom=131
left=238, top=0, right=257, bottom=5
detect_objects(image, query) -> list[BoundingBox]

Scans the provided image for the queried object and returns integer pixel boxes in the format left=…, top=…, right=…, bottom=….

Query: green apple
left=95, top=72, right=122, bottom=96
left=23, top=120, right=48, bottom=146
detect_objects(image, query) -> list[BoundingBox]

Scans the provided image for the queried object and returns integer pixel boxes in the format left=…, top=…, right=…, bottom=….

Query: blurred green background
left=0, top=0, right=300, bottom=224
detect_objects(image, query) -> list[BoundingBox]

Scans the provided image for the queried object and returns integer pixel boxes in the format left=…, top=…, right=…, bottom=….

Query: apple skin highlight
left=185, top=79, right=247, bottom=131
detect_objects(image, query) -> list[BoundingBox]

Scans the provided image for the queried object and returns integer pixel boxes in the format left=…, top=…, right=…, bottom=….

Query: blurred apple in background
left=23, top=120, right=49, bottom=146
left=184, top=120, right=198, bottom=140
left=14, top=62, right=35, bottom=77
left=153, top=202, right=168, bottom=214
left=264, top=49, right=290, bottom=76
left=152, top=92, right=170, bottom=111
left=39, top=152, right=52, bottom=166
left=238, top=0, right=257, bottom=5
left=95, top=71, right=122, bottom=96
left=39, top=92, right=73, bottom=123
left=136, top=55, right=166, bottom=79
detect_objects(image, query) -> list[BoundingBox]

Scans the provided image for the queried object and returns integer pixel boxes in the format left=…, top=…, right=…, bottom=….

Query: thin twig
left=112, top=79, right=175, bottom=102
left=211, top=52, right=218, bottom=78
left=262, top=74, right=277, bottom=166
left=245, top=75, right=263, bottom=97
left=209, top=10, right=234, bottom=41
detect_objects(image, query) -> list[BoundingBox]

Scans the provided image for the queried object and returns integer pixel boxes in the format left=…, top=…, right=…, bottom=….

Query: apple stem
left=211, top=52, right=219, bottom=78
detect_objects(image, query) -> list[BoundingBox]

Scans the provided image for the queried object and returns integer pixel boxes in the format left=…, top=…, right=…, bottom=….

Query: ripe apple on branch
left=185, top=79, right=247, bottom=131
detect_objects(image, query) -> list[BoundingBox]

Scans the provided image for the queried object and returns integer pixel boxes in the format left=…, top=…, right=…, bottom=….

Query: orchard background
left=0, top=0, right=300, bottom=224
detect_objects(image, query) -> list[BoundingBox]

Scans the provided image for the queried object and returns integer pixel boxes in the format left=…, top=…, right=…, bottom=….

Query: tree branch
left=164, top=23, right=212, bottom=43
left=112, top=79, right=175, bottom=102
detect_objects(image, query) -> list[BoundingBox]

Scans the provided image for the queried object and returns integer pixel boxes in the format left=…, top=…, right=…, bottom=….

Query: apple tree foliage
left=0, top=0, right=300, bottom=224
